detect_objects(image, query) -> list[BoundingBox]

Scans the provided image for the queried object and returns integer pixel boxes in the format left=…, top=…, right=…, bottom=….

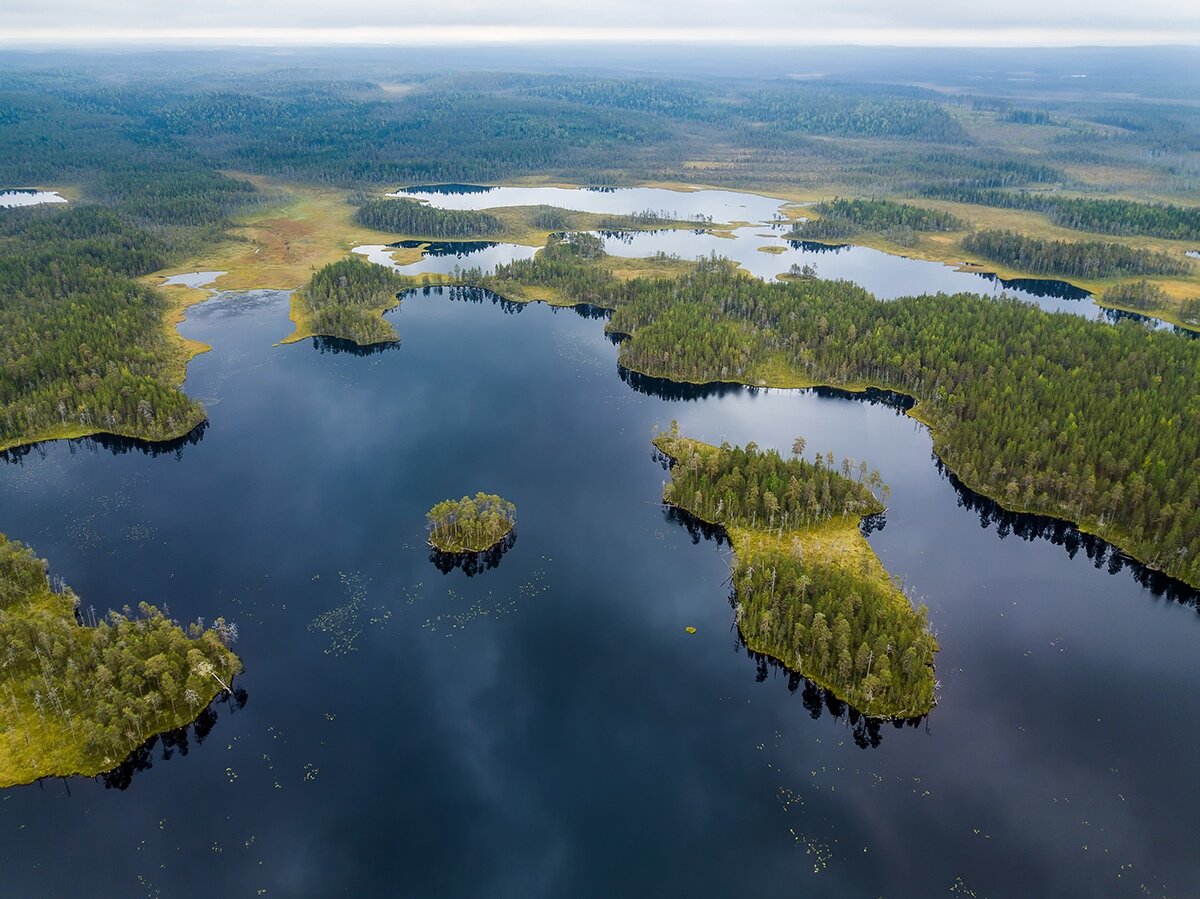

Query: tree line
left=354, top=198, right=504, bottom=239
left=961, top=229, right=1192, bottom=279
left=787, top=197, right=965, bottom=243
left=920, top=187, right=1200, bottom=242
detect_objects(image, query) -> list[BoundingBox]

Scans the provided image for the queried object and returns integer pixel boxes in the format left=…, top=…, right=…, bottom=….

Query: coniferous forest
left=467, top=249, right=1200, bottom=588
left=655, top=433, right=937, bottom=718
left=354, top=198, right=505, bottom=239
left=295, top=256, right=409, bottom=345
left=961, top=229, right=1192, bottom=279
left=0, top=534, right=241, bottom=787
left=0, top=205, right=210, bottom=449
left=3, top=42, right=1200, bottom=897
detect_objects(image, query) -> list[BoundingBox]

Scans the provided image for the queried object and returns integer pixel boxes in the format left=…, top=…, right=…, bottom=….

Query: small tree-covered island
left=655, top=430, right=938, bottom=719
left=0, top=534, right=241, bottom=787
left=426, top=493, right=518, bottom=555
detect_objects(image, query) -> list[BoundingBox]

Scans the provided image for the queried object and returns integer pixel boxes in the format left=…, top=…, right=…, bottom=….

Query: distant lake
left=0, top=189, right=68, bottom=208
left=364, top=186, right=1188, bottom=330
left=388, top=184, right=790, bottom=223
left=2, top=285, right=1198, bottom=896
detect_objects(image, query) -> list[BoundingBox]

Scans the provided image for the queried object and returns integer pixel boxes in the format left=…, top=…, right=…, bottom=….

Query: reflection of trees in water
left=785, top=240, right=851, bottom=254
left=429, top=530, right=517, bottom=576
left=568, top=302, right=612, bottom=322
left=660, top=500, right=917, bottom=747
left=620, top=366, right=914, bottom=415
left=442, top=284, right=613, bottom=323
left=443, top=285, right=526, bottom=315
left=309, top=336, right=398, bottom=357
left=0, top=421, right=208, bottom=466
left=101, top=686, right=248, bottom=790
left=389, top=239, right=499, bottom=258
left=619, top=367, right=753, bottom=402
left=399, top=183, right=492, bottom=196
left=977, top=272, right=1090, bottom=300
left=938, top=457, right=1200, bottom=604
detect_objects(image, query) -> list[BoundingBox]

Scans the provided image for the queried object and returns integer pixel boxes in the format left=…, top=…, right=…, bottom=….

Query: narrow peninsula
left=285, top=255, right=408, bottom=346
left=427, top=493, right=518, bottom=554
left=464, top=245, right=1200, bottom=591
left=0, top=533, right=242, bottom=787
left=655, top=430, right=937, bottom=719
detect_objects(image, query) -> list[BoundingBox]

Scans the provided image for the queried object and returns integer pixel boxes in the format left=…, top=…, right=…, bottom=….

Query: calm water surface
left=388, top=184, right=789, bottom=222
left=1, top=286, right=1197, bottom=897
left=0, top=189, right=68, bottom=208
left=365, top=186, right=1186, bottom=330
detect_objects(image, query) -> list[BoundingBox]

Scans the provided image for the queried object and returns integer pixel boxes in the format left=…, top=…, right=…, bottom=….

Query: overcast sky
left=3, top=0, right=1199, bottom=47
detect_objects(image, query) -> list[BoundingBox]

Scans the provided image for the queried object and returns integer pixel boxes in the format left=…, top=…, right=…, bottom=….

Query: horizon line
left=3, top=26, right=1200, bottom=49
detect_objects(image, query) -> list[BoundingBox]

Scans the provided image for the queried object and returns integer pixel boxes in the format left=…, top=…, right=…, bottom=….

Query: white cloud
left=2, top=1, right=1198, bottom=46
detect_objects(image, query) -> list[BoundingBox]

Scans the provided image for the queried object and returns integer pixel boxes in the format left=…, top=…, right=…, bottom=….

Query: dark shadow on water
left=938, top=457, right=1200, bottom=606
left=428, top=530, right=517, bottom=576
left=397, top=183, right=493, bottom=195
left=1, top=421, right=209, bottom=466
left=620, top=366, right=914, bottom=416
left=98, top=685, right=248, bottom=791
left=785, top=239, right=852, bottom=253
left=1101, top=306, right=1198, bottom=337
left=389, top=239, right=500, bottom=258
left=979, top=272, right=1091, bottom=300
left=309, top=336, right=399, bottom=356
left=442, top=284, right=527, bottom=314
left=619, top=368, right=757, bottom=402
left=562, top=302, right=612, bottom=321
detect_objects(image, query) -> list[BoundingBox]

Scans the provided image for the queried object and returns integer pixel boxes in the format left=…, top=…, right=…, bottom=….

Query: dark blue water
left=1, top=287, right=1198, bottom=897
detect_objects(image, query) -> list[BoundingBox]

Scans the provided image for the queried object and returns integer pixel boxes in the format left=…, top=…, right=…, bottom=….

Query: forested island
left=787, top=197, right=964, bottom=244
left=0, top=533, right=241, bottom=787
left=467, top=245, right=1200, bottom=590
left=287, top=255, right=409, bottom=345
left=655, top=431, right=937, bottom=718
left=427, top=493, right=518, bottom=554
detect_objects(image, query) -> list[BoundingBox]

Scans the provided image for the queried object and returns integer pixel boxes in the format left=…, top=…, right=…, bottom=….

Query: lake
left=388, top=184, right=790, bottom=222
left=1, top=284, right=1198, bottom=897
left=0, top=189, right=68, bottom=208
left=364, top=186, right=1187, bottom=331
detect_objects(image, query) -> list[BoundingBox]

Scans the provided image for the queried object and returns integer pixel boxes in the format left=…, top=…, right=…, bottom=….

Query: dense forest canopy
left=788, top=197, right=965, bottom=243
left=0, top=204, right=212, bottom=449
left=655, top=433, right=937, bottom=718
left=427, top=493, right=517, bottom=554
left=294, top=256, right=408, bottom=345
left=0, top=533, right=241, bottom=786
left=961, top=229, right=1193, bottom=279
left=465, top=248, right=1200, bottom=589
left=919, top=188, right=1200, bottom=242
left=353, top=198, right=504, bottom=239
left=6, top=57, right=1197, bottom=199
